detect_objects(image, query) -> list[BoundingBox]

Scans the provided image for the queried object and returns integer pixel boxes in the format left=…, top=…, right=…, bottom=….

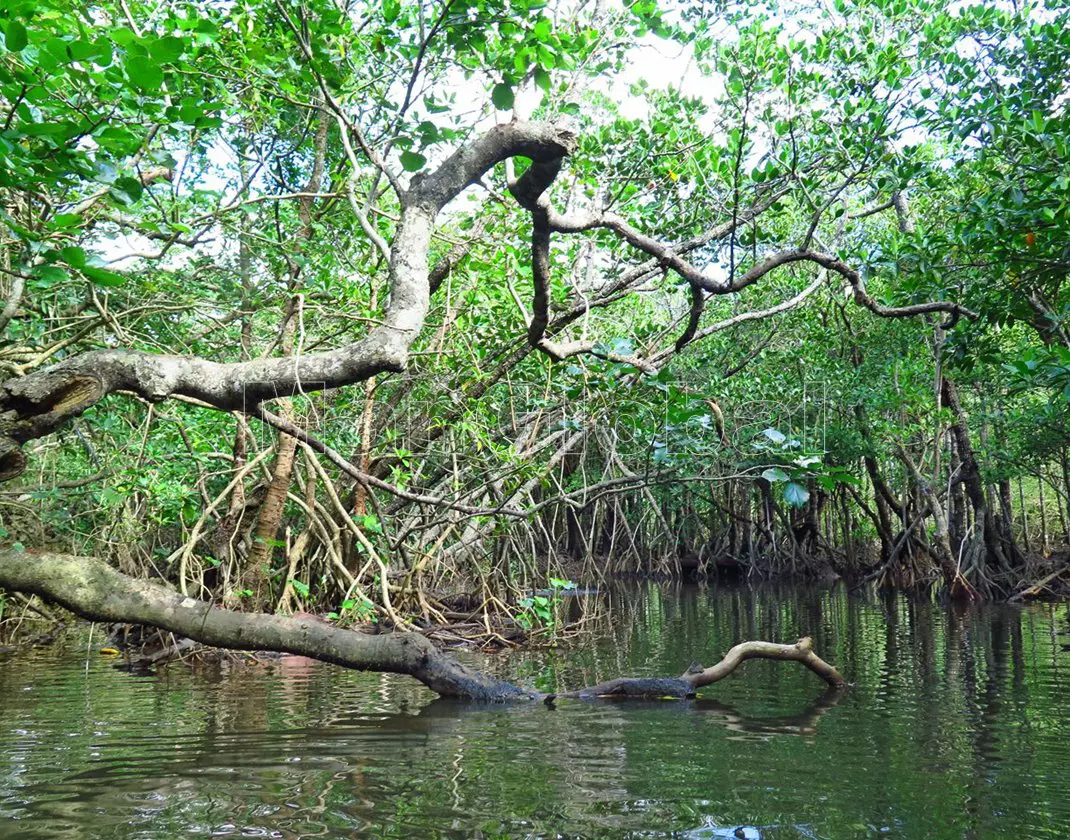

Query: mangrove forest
left=0, top=0, right=1069, bottom=835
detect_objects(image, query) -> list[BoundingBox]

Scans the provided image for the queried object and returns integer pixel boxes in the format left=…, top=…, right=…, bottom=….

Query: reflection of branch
left=693, top=685, right=846, bottom=737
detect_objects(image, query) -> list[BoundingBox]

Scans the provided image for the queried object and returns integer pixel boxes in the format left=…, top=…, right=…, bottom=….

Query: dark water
left=1, top=584, right=1068, bottom=839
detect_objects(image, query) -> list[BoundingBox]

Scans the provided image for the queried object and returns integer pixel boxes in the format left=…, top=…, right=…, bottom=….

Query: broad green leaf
left=81, top=265, right=126, bottom=287
left=762, top=428, right=786, bottom=444
left=59, top=246, right=87, bottom=268
left=49, top=213, right=83, bottom=229
left=400, top=150, right=426, bottom=171
left=784, top=482, right=810, bottom=508
left=762, top=467, right=789, bottom=483
left=491, top=83, right=515, bottom=111
left=109, top=176, right=144, bottom=206
left=4, top=21, right=27, bottom=52
left=126, top=55, right=164, bottom=90
left=36, top=266, right=68, bottom=285
left=152, top=36, right=185, bottom=63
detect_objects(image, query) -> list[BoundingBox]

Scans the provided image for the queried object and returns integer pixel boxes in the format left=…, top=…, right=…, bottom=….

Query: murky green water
left=1, top=584, right=1068, bottom=838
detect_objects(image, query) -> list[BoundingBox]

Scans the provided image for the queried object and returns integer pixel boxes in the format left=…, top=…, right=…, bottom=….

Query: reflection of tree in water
left=4, top=591, right=1070, bottom=838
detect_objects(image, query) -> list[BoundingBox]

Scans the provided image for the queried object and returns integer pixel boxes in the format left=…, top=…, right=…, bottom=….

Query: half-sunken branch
left=549, top=636, right=845, bottom=700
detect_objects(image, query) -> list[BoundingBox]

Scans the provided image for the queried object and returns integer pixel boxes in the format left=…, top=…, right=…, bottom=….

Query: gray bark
left=0, top=123, right=577, bottom=479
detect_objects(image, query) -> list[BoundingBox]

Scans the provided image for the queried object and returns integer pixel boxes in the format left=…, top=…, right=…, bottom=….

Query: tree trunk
left=897, top=446, right=978, bottom=601
left=941, top=378, right=1008, bottom=572
left=243, top=416, right=299, bottom=603
left=996, top=478, right=1024, bottom=568
left=947, top=439, right=966, bottom=555
left=1038, top=473, right=1050, bottom=556
left=240, top=109, right=330, bottom=603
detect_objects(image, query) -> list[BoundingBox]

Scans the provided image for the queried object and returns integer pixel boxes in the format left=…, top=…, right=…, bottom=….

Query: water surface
left=1, top=584, right=1068, bottom=838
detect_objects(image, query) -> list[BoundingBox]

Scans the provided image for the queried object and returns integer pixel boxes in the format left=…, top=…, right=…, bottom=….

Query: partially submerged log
left=547, top=637, right=846, bottom=701
left=0, top=549, right=846, bottom=701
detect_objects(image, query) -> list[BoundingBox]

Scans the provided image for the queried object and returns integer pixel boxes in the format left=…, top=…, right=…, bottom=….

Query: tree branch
left=0, top=122, right=578, bottom=480
left=0, top=549, right=847, bottom=703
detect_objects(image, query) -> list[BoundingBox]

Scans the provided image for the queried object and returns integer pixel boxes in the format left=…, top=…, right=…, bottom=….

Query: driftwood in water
left=0, top=549, right=846, bottom=701
left=548, top=637, right=846, bottom=701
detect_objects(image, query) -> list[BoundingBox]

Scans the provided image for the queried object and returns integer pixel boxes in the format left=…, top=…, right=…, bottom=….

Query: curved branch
left=507, top=163, right=969, bottom=374
left=675, top=284, right=706, bottom=352
left=413, top=122, right=576, bottom=213
left=649, top=272, right=826, bottom=365
left=684, top=636, right=846, bottom=688
left=754, top=249, right=976, bottom=321
left=0, top=122, right=578, bottom=480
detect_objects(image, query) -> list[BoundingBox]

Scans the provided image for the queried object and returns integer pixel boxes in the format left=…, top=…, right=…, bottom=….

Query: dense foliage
left=1, top=0, right=1068, bottom=626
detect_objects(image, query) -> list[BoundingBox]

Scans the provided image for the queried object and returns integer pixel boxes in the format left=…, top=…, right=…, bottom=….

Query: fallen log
left=0, top=549, right=846, bottom=700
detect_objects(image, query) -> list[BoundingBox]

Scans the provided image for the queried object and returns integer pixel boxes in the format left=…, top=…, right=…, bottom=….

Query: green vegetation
left=0, top=0, right=1069, bottom=630
left=515, top=576, right=575, bottom=630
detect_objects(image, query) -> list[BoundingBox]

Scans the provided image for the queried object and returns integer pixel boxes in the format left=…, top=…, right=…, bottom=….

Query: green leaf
left=49, top=213, right=83, bottom=229
left=59, top=246, right=87, bottom=268
left=152, top=36, right=185, bottom=63
left=36, top=266, right=68, bottom=285
left=400, top=150, right=426, bottom=171
left=533, top=17, right=552, bottom=41
left=491, top=82, right=515, bottom=111
left=762, top=467, right=789, bottom=483
left=4, top=21, right=27, bottom=52
left=81, top=265, right=126, bottom=287
left=101, top=487, right=126, bottom=505
left=533, top=66, right=551, bottom=93
left=126, top=55, right=164, bottom=90
left=762, top=428, right=786, bottom=444
left=383, top=0, right=401, bottom=23
left=784, top=481, right=810, bottom=508
left=109, top=176, right=144, bottom=206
